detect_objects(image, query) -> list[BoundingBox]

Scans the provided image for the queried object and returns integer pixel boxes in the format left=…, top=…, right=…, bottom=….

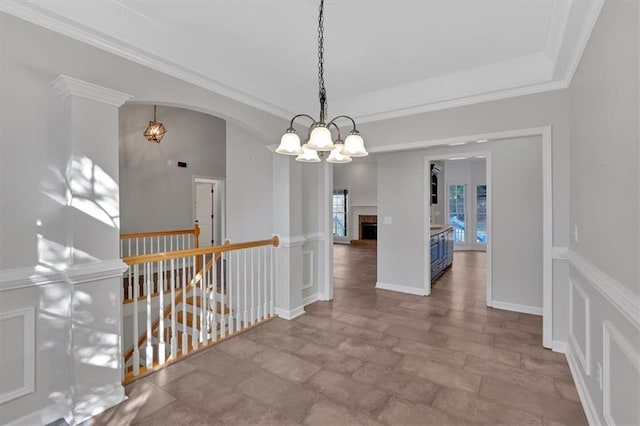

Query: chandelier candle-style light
left=143, top=105, right=167, bottom=143
left=275, top=0, right=367, bottom=163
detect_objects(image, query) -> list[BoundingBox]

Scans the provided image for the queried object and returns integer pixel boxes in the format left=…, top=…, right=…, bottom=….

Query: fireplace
left=358, top=215, right=377, bottom=241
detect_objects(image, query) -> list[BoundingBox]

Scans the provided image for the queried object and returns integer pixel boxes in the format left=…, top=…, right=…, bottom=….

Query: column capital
left=51, top=74, right=132, bottom=107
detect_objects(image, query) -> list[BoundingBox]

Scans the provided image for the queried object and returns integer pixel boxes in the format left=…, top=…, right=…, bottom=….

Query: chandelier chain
left=318, top=0, right=326, bottom=121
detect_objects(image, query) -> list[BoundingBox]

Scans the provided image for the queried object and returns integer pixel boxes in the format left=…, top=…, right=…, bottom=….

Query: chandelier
left=143, top=105, right=167, bottom=143
left=275, top=0, right=367, bottom=163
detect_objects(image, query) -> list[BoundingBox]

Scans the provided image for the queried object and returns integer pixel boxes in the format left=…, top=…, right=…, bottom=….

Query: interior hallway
left=93, top=245, right=586, bottom=425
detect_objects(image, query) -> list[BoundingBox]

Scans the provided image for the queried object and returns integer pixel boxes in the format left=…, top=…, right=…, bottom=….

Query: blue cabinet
left=430, top=228, right=454, bottom=282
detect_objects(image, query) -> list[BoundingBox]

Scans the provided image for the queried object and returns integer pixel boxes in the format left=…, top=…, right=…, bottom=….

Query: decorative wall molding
left=277, top=235, right=306, bottom=248
left=66, top=259, right=128, bottom=285
left=491, top=301, right=543, bottom=316
left=301, top=250, right=313, bottom=290
left=0, top=267, right=66, bottom=292
left=1, top=260, right=128, bottom=291
left=275, top=306, right=305, bottom=320
left=552, top=246, right=569, bottom=260
left=566, top=345, right=600, bottom=426
left=0, top=308, right=35, bottom=404
left=303, top=232, right=324, bottom=243
left=376, top=282, right=427, bottom=296
left=603, top=321, right=640, bottom=426
left=569, top=250, right=640, bottom=330
left=51, top=74, right=132, bottom=107
left=568, top=278, right=591, bottom=375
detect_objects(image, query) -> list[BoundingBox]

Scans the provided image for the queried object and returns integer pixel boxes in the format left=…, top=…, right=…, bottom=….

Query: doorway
left=193, top=177, right=224, bottom=247
left=425, top=152, right=492, bottom=305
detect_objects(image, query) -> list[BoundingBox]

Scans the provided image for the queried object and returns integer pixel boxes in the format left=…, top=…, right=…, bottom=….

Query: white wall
left=119, top=105, right=226, bottom=234
left=378, top=137, right=542, bottom=311
left=567, top=1, right=640, bottom=425
left=333, top=159, right=378, bottom=240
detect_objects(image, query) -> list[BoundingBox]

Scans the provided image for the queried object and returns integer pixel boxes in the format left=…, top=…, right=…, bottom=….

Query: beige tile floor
left=92, top=246, right=587, bottom=425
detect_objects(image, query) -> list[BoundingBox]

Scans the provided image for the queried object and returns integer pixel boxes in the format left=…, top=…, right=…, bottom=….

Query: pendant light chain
left=275, top=0, right=367, bottom=161
left=318, top=0, right=327, bottom=122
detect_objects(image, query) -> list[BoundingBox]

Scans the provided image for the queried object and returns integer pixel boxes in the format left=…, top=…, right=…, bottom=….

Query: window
left=332, top=189, right=348, bottom=237
left=448, top=184, right=465, bottom=243
left=476, top=185, right=487, bottom=243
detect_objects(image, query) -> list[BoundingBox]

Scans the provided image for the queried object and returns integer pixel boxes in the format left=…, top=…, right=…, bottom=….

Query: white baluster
left=132, top=265, right=140, bottom=376
left=150, top=236, right=153, bottom=255
left=181, top=256, right=188, bottom=355
left=200, top=254, right=206, bottom=344
left=120, top=239, right=123, bottom=258
left=158, top=260, right=165, bottom=365
left=243, top=250, right=248, bottom=327
left=227, top=251, right=234, bottom=334
left=145, top=263, right=153, bottom=369
left=212, top=255, right=218, bottom=341
left=219, top=251, right=225, bottom=338
left=270, top=246, right=275, bottom=316
left=135, top=238, right=139, bottom=257
left=192, top=256, right=198, bottom=350
left=251, top=249, right=256, bottom=325
left=257, top=247, right=261, bottom=322
left=263, top=247, right=268, bottom=321
left=170, top=258, right=177, bottom=360
left=127, top=239, right=131, bottom=258
left=236, top=250, right=241, bottom=331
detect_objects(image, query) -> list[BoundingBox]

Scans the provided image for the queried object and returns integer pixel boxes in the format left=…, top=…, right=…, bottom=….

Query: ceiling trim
left=1, top=0, right=604, bottom=124
left=0, top=0, right=294, bottom=119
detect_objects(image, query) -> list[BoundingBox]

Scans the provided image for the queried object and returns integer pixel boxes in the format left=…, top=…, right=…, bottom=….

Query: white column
left=319, top=161, right=334, bottom=301
left=52, top=75, right=132, bottom=423
left=272, top=154, right=305, bottom=319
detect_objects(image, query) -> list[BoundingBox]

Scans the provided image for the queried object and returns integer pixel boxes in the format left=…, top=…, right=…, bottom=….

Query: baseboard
left=566, top=345, right=600, bottom=426
left=5, top=401, right=70, bottom=426
left=491, top=300, right=543, bottom=316
left=302, top=293, right=320, bottom=306
left=552, top=340, right=568, bottom=353
left=275, top=306, right=305, bottom=320
left=376, top=282, right=427, bottom=296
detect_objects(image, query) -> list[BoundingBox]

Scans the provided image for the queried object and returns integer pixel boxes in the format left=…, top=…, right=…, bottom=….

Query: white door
left=195, top=183, right=215, bottom=246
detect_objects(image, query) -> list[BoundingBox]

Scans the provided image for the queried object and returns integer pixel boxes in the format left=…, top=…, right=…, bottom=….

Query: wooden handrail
left=122, top=236, right=279, bottom=266
left=120, top=224, right=199, bottom=240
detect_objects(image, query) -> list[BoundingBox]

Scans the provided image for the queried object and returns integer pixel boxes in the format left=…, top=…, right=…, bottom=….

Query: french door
left=448, top=183, right=487, bottom=247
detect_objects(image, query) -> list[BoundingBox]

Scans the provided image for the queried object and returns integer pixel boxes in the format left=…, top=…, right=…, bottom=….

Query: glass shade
left=295, top=144, right=321, bottom=162
left=275, top=130, right=303, bottom=155
left=306, top=125, right=335, bottom=151
left=326, top=145, right=352, bottom=163
left=144, top=121, right=167, bottom=143
left=343, top=131, right=368, bottom=157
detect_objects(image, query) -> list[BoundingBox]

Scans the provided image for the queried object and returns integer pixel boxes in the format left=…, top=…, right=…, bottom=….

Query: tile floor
left=92, top=246, right=587, bottom=425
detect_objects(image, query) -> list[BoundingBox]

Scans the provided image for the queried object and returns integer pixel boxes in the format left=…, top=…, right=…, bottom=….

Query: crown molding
left=51, top=74, right=133, bottom=107
left=2, top=0, right=603, bottom=123
left=1, top=0, right=293, bottom=119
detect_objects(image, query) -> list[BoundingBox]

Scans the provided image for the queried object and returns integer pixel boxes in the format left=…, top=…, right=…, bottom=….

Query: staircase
left=120, top=235, right=279, bottom=383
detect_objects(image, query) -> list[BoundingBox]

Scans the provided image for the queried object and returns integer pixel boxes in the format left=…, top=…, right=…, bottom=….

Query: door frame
left=424, top=151, right=493, bottom=308
left=192, top=176, right=226, bottom=245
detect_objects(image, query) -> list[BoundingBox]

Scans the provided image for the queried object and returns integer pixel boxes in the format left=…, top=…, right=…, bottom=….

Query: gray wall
left=225, top=122, right=274, bottom=242
left=378, top=137, right=542, bottom=310
left=119, top=104, right=226, bottom=234
left=567, top=1, right=640, bottom=425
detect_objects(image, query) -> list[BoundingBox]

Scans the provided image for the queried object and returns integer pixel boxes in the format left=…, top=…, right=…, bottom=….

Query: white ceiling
left=1, top=0, right=603, bottom=122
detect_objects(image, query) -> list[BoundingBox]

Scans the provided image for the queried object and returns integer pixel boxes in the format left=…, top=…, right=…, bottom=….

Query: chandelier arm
left=327, top=115, right=358, bottom=132
left=327, top=121, right=342, bottom=141
left=289, top=113, right=318, bottom=129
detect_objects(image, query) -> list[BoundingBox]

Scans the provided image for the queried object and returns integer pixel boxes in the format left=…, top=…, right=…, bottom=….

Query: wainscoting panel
left=0, top=307, right=35, bottom=404
left=569, top=278, right=591, bottom=375
left=302, top=250, right=313, bottom=291
left=603, top=321, right=640, bottom=426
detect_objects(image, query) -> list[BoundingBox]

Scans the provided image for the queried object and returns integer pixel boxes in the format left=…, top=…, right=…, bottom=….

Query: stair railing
left=120, top=224, right=200, bottom=302
left=121, top=236, right=279, bottom=383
